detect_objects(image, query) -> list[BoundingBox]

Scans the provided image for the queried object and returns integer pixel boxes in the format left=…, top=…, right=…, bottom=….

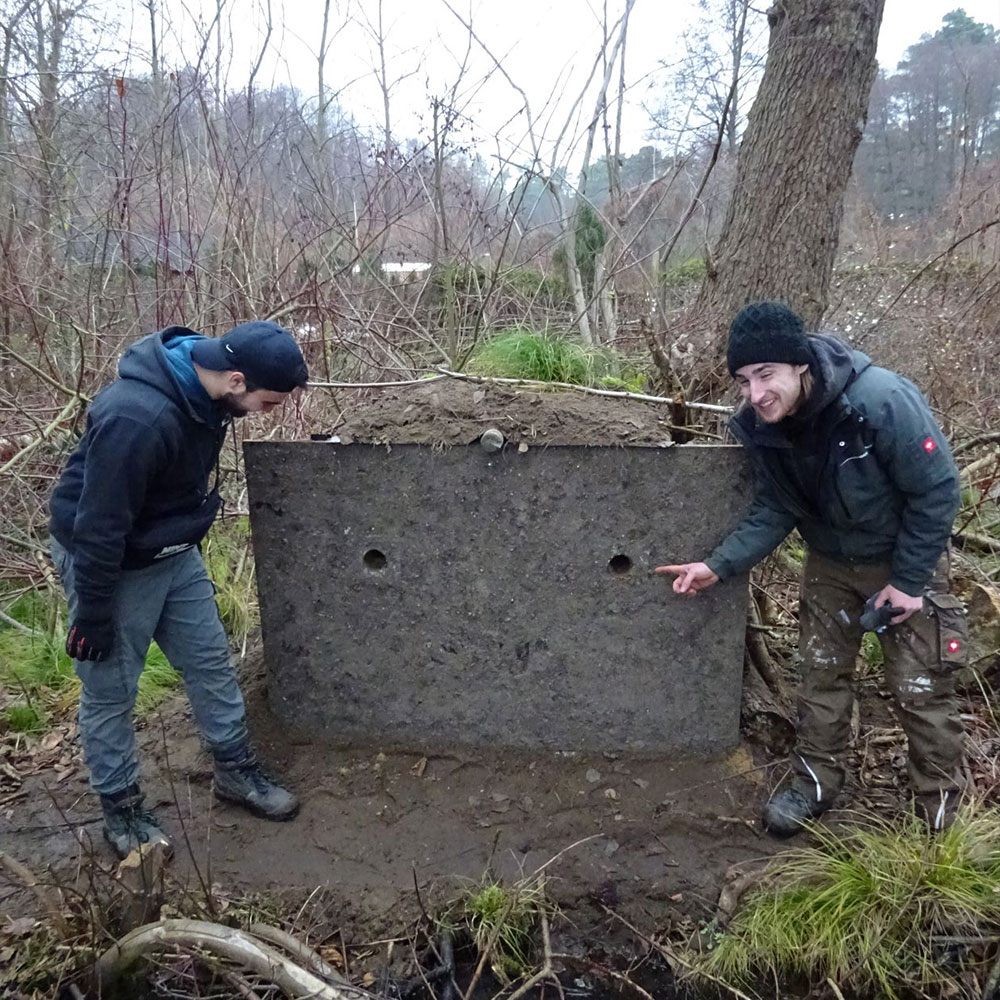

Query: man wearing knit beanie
left=657, top=302, right=966, bottom=836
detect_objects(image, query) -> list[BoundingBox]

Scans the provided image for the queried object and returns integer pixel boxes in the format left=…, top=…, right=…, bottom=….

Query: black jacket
left=49, top=327, right=227, bottom=620
left=706, top=335, right=960, bottom=596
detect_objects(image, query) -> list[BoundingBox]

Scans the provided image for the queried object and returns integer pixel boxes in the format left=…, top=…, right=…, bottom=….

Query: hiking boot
left=213, top=745, right=299, bottom=821
left=913, top=790, right=958, bottom=832
left=100, top=785, right=173, bottom=859
left=762, top=786, right=831, bottom=837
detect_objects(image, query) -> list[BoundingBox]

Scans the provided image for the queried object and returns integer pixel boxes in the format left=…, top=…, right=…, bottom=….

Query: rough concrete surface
left=245, top=442, right=752, bottom=753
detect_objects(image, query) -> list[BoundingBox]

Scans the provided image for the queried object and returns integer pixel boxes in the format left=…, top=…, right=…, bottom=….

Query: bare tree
left=689, top=0, right=886, bottom=353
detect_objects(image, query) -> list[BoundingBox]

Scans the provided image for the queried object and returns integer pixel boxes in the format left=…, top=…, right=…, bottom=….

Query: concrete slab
left=244, top=442, right=751, bottom=753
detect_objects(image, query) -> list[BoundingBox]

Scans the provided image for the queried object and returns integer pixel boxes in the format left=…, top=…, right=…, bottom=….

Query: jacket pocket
left=924, top=592, right=968, bottom=672
left=127, top=488, right=223, bottom=552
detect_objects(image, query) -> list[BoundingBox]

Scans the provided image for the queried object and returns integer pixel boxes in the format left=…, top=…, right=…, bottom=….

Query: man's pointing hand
left=655, top=562, right=720, bottom=595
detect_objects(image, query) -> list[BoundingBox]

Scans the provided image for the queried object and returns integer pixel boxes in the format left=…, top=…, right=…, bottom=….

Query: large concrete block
left=245, top=442, right=752, bottom=753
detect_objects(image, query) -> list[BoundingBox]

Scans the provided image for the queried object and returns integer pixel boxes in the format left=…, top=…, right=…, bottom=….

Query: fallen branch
left=248, top=922, right=351, bottom=986
left=308, top=375, right=447, bottom=389
left=92, top=919, right=363, bottom=999
left=953, top=530, right=1000, bottom=555
left=0, top=607, right=44, bottom=637
left=200, top=955, right=265, bottom=1000
left=954, top=432, right=1000, bottom=457
left=960, top=450, right=1000, bottom=482
left=502, top=910, right=555, bottom=1000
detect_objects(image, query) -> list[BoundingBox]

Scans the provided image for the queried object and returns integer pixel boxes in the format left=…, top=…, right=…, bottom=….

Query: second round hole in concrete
left=608, top=554, right=632, bottom=574
left=364, top=549, right=387, bottom=571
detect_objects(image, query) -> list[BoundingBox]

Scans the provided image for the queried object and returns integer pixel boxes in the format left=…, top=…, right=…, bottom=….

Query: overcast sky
left=130, top=0, right=1000, bottom=159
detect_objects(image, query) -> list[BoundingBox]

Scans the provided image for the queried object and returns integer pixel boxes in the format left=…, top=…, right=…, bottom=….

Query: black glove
left=66, top=618, right=115, bottom=661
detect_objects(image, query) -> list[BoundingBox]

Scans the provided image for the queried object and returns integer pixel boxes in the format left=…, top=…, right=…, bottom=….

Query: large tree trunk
left=692, top=0, right=885, bottom=360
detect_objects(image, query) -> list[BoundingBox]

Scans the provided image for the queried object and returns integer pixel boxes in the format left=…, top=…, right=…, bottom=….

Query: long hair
left=799, top=368, right=815, bottom=403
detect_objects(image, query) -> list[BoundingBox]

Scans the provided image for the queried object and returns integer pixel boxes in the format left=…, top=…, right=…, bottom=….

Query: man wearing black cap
left=657, top=302, right=966, bottom=836
left=49, top=321, right=308, bottom=858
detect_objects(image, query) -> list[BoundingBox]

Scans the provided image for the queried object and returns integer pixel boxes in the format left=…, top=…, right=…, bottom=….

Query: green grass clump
left=471, top=328, right=591, bottom=384
left=443, top=875, right=548, bottom=984
left=4, top=702, right=46, bottom=734
left=860, top=630, right=884, bottom=668
left=470, top=328, right=648, bottom=391
left=202, top=516, right=258, bottom=650
left=697, top=808, right=1000, bottom=999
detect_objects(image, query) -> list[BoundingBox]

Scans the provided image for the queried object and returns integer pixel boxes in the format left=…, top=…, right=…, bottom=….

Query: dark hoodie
left=706, top=335, right=960, bottom=596
left=49, top=327, right=228, bottom=620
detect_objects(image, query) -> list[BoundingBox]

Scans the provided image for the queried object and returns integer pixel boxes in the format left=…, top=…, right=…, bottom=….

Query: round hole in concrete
left=364, top=549, right=387, bottom=571
left=608, top=554, right=632, bottom=575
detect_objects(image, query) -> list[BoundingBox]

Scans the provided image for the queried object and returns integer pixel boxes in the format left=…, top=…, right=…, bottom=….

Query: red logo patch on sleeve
left=922, top=437, right=937, bottom=454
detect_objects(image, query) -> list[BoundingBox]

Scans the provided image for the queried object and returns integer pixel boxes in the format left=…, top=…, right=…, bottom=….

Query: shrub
left=661, top=255, right=706, bottom=286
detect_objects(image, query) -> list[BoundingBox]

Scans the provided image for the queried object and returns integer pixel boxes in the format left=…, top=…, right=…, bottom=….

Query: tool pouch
left=924, top=593, right=968, bottom=673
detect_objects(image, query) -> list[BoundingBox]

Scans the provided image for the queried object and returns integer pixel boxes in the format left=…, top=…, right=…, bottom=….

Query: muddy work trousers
left=790, top=550, right=965, bottom=810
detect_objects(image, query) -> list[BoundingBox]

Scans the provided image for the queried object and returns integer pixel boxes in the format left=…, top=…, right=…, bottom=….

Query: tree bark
left=691, top=0, right=885, bottom=359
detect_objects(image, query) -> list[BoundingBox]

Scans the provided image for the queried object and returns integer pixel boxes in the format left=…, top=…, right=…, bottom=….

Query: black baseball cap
left=191, top=321, right=309, bottom=393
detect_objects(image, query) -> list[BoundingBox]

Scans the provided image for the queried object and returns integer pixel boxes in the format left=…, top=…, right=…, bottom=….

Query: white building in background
left=351, top=260, right=432, bottom=278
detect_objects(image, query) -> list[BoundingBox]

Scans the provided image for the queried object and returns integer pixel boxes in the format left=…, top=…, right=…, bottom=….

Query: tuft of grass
left=202, top=516, right=258, bottom=651
left=4, top=702, right=46, bottom=734
left=442, top=875, right=548, bottom=984
left=860, top=630, right=884, bottom=668
left=470, top=328, right=647, bottom=391
left=471, top=328, right=591, bottom=384
left=696, top=808, right=1000, bottom=999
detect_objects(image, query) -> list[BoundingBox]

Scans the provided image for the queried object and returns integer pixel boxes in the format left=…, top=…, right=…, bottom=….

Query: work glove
left=66, top=617, right=115, bottom=661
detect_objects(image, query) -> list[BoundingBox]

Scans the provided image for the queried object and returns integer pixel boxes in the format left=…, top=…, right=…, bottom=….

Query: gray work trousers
left=51, top=539, right=247, bottom=796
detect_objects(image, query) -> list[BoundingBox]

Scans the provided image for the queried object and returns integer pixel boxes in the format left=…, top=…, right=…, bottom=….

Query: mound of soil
left=334, top=378, right=676, bottom=448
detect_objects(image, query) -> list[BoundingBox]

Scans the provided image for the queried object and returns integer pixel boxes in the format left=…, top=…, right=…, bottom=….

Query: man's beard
left=218, top=392, right=251, bottom=417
